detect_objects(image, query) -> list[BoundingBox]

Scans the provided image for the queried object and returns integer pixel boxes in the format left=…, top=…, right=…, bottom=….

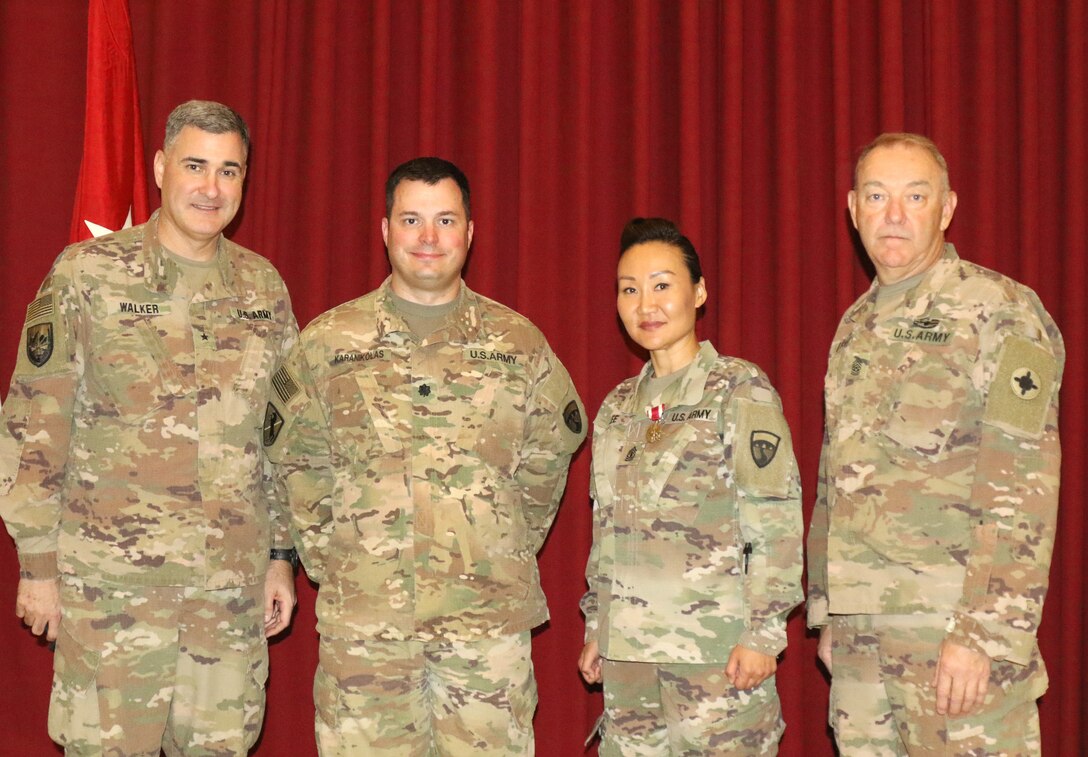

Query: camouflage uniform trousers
left=598, top=658, right=784, bottom=756
left=828, top=614, right=1046, bottom=756
left=314, top=631, right=537, bottom=756
left=49, top=576, right=268, bottom=756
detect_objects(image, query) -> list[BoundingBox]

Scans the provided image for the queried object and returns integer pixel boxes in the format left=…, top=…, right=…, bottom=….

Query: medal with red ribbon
left=645, top=403, right=665, bottom=443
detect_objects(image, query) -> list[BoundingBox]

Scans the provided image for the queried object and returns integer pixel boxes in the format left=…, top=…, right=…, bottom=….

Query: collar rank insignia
left=750, top=430, right=781, bottom=469
left=26, top=323, right=54, bottom=367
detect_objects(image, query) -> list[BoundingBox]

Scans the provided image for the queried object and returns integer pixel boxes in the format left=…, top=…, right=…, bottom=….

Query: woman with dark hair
left=578, top=218, right=803, bottom=755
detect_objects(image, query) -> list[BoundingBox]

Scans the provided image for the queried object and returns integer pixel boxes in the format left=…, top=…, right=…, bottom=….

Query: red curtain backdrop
left=1, top=2, right=1084, bottom=754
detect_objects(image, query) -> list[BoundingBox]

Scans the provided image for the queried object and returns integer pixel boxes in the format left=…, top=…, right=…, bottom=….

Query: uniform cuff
left=806, top=595, right=829, bottom=629
left=945, top=612, right=1034, bottom=666
left=738, top=626, right=786, bottom=657
left=19, top=552, right=59, bottom=580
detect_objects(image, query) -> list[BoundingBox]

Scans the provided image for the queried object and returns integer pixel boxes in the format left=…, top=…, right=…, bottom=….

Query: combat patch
left=734, top=398, right=792, bottom=498
left=564, top=400, right=583, bottom=433
left=26, top=323, right=53, bottom=367
left=464, top=348, right=520, bottom=365
left=271, top=366, right=300, bottom=405
left=263, top=402, right=284, bottom=446
left=983, top=335, right=1057, bottom=438
left=233, top=307, right=274, bottom=321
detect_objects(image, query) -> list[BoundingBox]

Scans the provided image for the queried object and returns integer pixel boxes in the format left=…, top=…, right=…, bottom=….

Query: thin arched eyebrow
left=617, top=269, right=677, bottom=281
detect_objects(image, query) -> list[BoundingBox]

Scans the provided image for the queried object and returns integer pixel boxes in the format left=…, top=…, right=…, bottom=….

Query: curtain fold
left=0, top=2, right=1084, bottom=754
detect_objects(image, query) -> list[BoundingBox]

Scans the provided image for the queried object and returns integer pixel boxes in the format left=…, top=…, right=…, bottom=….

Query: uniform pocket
left=47, top=623, right=102, bottom=747
left=0, top=395, right=31, bottom=495
left=88, top=321, right=186, bottom=423
left=880, top=347, right=970, bottom=462
left=232, top=320, right=276, bottom=395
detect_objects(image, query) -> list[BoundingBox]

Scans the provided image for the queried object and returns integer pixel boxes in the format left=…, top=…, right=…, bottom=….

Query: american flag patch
left=272, top=366, right=300, bottom=405
left=26, top=295, right=54, bottom=324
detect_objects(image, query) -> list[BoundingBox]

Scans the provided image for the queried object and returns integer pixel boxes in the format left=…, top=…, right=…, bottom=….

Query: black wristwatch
left=269, top=547, right=299, bottom=569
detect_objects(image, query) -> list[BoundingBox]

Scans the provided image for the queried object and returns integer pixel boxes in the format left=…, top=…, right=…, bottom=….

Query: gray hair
left=164, top=100, right=250, bottom=158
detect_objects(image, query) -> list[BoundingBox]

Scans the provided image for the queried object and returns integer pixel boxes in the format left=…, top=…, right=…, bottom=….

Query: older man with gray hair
left=808, top=133, right=1064, bottom=755
left=0, top=100, right=299, bottom=755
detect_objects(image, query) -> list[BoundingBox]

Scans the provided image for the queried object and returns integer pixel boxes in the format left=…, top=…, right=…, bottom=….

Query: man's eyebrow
left=180, top=156, right=244, bottom=169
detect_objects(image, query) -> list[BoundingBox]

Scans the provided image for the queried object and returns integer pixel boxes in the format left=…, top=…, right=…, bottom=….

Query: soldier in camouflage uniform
left=0, top=101, right=300, bottom=756
left=578, top=218, right=803, bottom=756
left=807, top=133, right=1064, bottom=756
left=265, top=157, right=585, bottom=756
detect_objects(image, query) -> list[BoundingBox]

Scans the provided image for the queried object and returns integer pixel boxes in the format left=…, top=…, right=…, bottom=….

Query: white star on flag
left=69, top=0, right=149, bottom=245
left=84, top=207, right=135, bottom=239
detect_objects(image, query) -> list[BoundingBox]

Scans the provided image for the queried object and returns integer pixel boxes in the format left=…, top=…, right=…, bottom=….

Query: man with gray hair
left=0, top=100, right=299, bottom=755
left=808, top=132, right=1064, bottom=754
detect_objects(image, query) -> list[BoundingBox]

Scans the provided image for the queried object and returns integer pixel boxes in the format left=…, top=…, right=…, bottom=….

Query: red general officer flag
left=68, top=0, right=150, bottom=243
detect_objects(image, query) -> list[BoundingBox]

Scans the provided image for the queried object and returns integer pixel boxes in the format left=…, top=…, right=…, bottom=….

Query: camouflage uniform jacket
left=581, top=341, right=803, bottom=664
left=807, top=244, right=1064, bottom=666
left=0, top=211, right=299, bottom=588
left=266, top=279, right=585, bottom=641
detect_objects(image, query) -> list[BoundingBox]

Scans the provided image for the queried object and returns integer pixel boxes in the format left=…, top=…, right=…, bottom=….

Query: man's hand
left=725, top=645, right=776, bottom=690
left=934, top=639, right=990, bottom=716
left=578, top=640, right=602, bottom=685
left=15, top=578, right=62, bottom=642
left=817, top=624, right=833, bottom=674
left=263, top=559, right=297, bottom=638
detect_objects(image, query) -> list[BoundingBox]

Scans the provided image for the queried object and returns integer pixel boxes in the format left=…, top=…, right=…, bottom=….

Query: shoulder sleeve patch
left=537, top=355, right=586, bottom=452
left=271, top=365, right=300, bottom=405
left=983, top=335, right=1057, bottom=439
left=733, top=397, right=793, bottom=498
left=263, top=401, right=285, bottom=447
left=15, top=292, right=69, bottom=377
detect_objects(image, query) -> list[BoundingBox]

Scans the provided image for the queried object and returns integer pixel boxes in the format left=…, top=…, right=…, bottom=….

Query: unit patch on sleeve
left=750, top=430, right=781, bottom=469
left=263, top=402, right=284, bottom=446
left=983, top=335, right=1058, bottom=439
left=564, top=400, right=583, bottom=434
left=26, top=323, right=54, bottom=367
left=734, top=397, right=792, bottom=498
left=18, top=293, right=69, bottom=375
